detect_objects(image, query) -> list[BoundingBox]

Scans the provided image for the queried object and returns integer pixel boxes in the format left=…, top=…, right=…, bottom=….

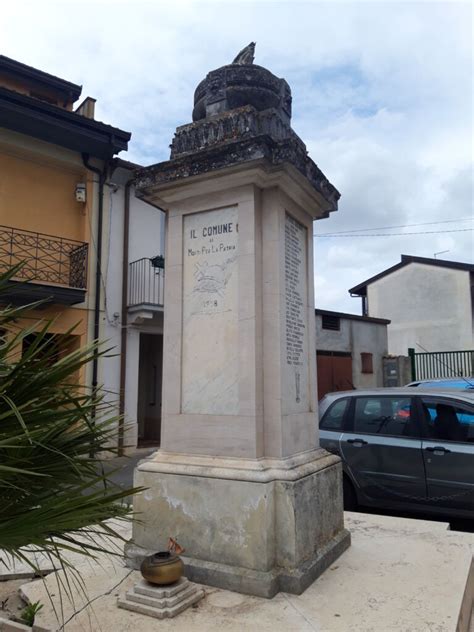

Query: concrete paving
left=17, top=512, right=473, bottom=632
left=98, top=447, right=156, bottom=490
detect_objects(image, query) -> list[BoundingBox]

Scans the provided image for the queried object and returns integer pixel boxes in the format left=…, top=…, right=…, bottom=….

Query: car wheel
left=343, top=477, right=358, bottom=511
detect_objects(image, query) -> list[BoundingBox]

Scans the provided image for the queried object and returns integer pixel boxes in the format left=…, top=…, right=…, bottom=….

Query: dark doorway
left=137, top=333, right=163, bottom=446
left=317, top=350, right=354, bottom=399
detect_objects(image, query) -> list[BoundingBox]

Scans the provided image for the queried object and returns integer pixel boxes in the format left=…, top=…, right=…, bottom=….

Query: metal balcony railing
left=0, top=224, right=88, bottom=289
left=128, top=257, right=164, bottom=308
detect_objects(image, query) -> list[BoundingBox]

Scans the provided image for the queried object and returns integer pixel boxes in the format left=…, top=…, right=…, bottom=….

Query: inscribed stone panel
left=283, top=213, right=309, bottom=413
left=182, top=207, right=239, bottom=414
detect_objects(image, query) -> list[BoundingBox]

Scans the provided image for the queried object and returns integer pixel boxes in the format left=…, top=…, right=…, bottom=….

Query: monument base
left=117, top=577, right=204, bottom=619
left=126, top=449, right=350, bottom=598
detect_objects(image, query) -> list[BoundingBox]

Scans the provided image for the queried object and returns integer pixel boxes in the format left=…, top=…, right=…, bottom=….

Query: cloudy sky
left=2, top=1, right=472, bottom=313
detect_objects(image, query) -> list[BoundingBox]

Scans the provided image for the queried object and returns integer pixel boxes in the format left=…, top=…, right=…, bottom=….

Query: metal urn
left=140, top=550, right=184, bottom=585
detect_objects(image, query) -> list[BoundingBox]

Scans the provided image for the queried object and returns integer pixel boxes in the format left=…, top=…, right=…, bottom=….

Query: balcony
left=128, top=257, right=164, bottom=322
left=0, top=224, right=88, bottom=306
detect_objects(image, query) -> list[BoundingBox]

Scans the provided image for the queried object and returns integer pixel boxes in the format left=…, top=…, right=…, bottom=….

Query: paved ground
left=18, top=512, right=474, bottom=632
left=97, top=447, right=157, bottom=501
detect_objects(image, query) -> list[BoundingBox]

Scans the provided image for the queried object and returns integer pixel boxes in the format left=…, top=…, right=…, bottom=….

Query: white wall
left=366, top=263, right=474, bottom=355
left=99, top=167, right=165, bottom=450
left=129, top=195, right=165, bottom=262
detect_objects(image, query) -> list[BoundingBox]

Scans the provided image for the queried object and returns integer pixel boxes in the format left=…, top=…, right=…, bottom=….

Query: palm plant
left=0, top=265, right=143, bottom=571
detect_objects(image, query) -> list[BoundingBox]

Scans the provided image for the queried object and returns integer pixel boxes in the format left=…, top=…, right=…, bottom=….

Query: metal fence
left=128, top=257, right=164, bottom=307
left=408, top=348, right=474, bottom=381
left=0, top=224, right=88, bottom=289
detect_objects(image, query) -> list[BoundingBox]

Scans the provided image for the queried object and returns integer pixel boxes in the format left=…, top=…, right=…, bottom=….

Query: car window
left=420, top=397, right=474, bottom=443
left=320, top=398, right=348, bottom=431
left=353, top=396, right=417, bottom=438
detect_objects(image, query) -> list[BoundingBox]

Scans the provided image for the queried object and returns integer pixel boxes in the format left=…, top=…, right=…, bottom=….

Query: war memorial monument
left=127, top=43, right=351, bottom=598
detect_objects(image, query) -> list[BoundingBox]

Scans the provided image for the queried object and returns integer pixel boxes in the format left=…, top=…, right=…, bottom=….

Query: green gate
left=408, top=348, right=474, bottom=381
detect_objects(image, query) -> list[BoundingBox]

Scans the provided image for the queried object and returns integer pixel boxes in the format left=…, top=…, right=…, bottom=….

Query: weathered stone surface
left=0, top=552, right=56, bottom=582
left=137, top=117, right=339, bottom=214
left=192, top=63, right=291, bottom=123
left=126, top=455, right=350, bottom=598
left=136, top=53, right=339, bottom=213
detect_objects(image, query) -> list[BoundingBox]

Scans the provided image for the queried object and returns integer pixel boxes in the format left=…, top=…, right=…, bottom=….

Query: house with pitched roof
left=349, top=255, right=474, bottom=356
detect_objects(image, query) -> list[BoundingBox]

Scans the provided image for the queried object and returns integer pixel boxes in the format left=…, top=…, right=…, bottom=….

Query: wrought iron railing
left=0, top=225, right=88, bottom=289
left=128, top=257, right=164, bottom=308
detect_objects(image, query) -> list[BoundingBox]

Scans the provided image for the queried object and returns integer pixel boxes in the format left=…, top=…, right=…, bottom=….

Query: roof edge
left=0, top=55, right=82, bottom=101
left=349, top=254, right=474, bottom=296
left=315, top=308, right=390, bottom=325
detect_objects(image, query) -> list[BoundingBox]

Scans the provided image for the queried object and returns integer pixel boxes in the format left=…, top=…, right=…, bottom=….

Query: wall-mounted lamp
left=75, top=182, right=87, bottom=203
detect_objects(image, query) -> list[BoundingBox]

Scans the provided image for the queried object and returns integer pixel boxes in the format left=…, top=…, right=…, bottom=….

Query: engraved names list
left=284, top=213, right=309, bottom=411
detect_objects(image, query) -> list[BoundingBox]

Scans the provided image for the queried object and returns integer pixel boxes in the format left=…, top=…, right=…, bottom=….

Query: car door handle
left=425, top=446, right=451, bottom=455
left=347, top=438, right=368, bottom=446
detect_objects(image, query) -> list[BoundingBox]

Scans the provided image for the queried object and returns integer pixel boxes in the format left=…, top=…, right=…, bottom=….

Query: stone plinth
left=117, top=577, right=204, bottom=619
left=129, top=49, right=348, bottom=598
left=126, top=450, right=349, bottom=598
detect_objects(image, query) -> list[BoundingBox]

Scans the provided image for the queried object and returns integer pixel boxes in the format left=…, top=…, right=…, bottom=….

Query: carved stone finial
left=232, top=42, right=256, bottom=65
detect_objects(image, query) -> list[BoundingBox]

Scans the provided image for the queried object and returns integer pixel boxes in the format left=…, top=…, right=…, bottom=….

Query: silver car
left=319, top=388, right=474, bottom=518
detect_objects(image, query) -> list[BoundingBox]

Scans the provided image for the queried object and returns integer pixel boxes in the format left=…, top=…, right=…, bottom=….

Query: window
left=21, top=333, right=80, bottom=379
left=353, top=396, right=416, bottom=437
left=322, top=315, right=340, bottom=331
left=22, top=333, right=60, bottom=364
left=420, top=398, right=474, bottom=443
left=360, top=352, right=373, bottom=374
left=320, top=398, right=348, bottom=431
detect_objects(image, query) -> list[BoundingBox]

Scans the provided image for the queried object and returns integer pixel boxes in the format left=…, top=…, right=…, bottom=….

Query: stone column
left=127, top=53, right=350, bottom=598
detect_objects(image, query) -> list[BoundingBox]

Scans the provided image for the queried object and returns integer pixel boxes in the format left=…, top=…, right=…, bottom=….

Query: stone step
left=117, top=586, right=204, bottom=619
left=125, top=583, right=197, bottom=609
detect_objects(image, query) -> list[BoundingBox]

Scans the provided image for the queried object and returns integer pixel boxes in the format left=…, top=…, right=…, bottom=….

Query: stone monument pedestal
left=128, top=50, right=349, bottom=598
left=127, top=450, right=348, bottom=598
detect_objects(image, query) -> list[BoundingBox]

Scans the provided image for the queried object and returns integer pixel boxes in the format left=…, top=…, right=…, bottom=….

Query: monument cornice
left=137, top=448, right=340, bottom=483
left=136, top=133, right=339, bottom=217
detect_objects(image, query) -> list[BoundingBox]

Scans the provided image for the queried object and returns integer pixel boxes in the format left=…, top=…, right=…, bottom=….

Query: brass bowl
left=140, top=551, right=184, bottom=585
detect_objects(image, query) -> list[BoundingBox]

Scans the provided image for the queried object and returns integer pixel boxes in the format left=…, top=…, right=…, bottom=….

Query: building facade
left=349, top=255, right=474, bottom=356
left=100, top=159, right=165, bottom=450
left=315, top=308, right=389, bottom=398
left=0, top=55, right=165, bottom=453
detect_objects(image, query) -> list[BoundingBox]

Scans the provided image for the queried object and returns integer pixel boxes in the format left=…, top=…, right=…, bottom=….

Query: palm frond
left=0, top=265, right=146, bottom=569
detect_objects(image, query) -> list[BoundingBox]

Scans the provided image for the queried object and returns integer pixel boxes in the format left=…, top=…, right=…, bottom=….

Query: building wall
left=350, top=319, right=388, bottom=389
left=366, top=263, right=474, bottom=355
left=315, top=314, right=388, bottom=392
left=0, top=128, right=95, bottom=362
left=100, top=170, right=165, bottom=450
left=0, top=129, right=89, bottom=241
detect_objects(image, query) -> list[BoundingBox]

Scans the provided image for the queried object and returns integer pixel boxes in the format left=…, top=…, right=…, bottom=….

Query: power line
left=315, top=217, right=473, bottom=236
left=315, top=228, right=473, bottom=237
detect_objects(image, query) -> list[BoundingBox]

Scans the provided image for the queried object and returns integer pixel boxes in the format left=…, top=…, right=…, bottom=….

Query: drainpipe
left=118, top=177, right=134, bottom=455
left=82, top=153, right=107, bottom=439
